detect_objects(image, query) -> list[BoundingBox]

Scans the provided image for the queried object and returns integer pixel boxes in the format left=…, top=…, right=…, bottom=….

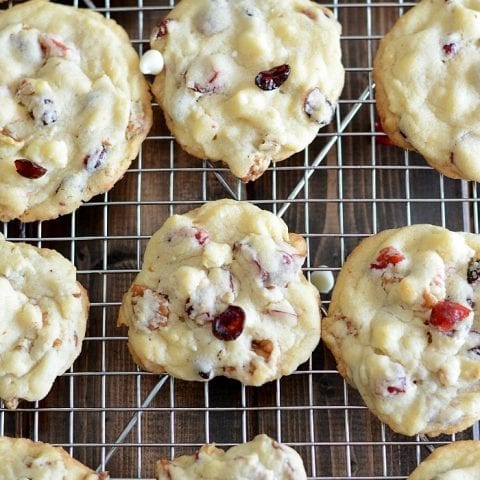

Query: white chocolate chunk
left=311, top=268, right=335, bottom=294
left=139, top=49, right=164, bottom=75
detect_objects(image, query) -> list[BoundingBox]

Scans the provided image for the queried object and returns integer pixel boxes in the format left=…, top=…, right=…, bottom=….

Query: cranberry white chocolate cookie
left=0, top=0, right=152, bottom=222
left=408, top=441, right=480, bottom=479
left=118, top=199, right=321, bottom=386
left=0, top=436, right=108, bottom=479
left=156, top=434, right=307, bottom=480
left=0, top=234, right=88, bottom=408
left=149, top=0, right=344, bottom=181
left=374, top=0, right=480, bottom=181
left=323, top=225, right=480, bottom=436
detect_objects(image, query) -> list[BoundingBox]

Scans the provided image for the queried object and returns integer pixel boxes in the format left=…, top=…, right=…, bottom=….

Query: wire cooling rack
left=1, top=0, right=479, bottom=478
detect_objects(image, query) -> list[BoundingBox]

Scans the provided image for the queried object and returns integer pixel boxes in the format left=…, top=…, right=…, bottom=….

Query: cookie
left=0, top=234, right=88, bottom=408
left=322, top=224, right=480, bottom=436
left=156, top=433, right=307, bottom=480
left=149, top=0, right=344, bottom=181
left=407, top=441, right=480, bottom=479
left=374, top=0, right=480, bottom=181
left=118, top=199, right=320, bottom=386
left=0, top=0, right=152, bottom=222
left=0, top=436, right=107, bottom=479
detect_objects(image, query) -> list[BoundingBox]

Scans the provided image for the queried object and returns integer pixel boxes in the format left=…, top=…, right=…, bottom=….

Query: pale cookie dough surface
left=150, top=0, right=344, bottom=181
left=156, top=434, right=307, bottom=480
left=408, top=441, right=480, bottom=480
left=0, top=0, right=152, bottom=222
left=374, top=0, right=480, bottom=181
left=323, top=225, right=480, bottom=436
left=0, top=436, right=108, bottom=480
left=0, top=234, right=88, bottom=408
left=118, top=199, right=321, bottom=386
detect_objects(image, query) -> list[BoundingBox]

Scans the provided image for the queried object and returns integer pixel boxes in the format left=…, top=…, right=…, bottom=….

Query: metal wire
left=1, top=0, right=479, bottom=479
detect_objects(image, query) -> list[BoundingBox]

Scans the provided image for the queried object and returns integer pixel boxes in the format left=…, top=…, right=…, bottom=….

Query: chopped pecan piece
left=252, top=339, right=273, bottom=361
left=131, top=284, right=170, bottom=330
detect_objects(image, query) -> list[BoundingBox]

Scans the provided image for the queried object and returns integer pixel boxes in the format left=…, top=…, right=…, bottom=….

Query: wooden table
left=1, top=1, right=476, bottom=478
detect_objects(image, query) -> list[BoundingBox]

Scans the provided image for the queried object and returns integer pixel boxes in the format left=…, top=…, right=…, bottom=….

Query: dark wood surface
left=0, top=1, right=477, bottom=479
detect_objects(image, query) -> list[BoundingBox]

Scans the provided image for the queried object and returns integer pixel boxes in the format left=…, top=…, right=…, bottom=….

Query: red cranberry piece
left=194, top=228, right=209, bottom=246
left=387, top=384, right=405, bottom=395
left=39, top=34, right=69, bottom=57
left=191, top=71, right=220, bottom=94
left=370, top=246, right=405, bottom=269
left=375, top=375, right=407, bottom=396
left=83, top=145, right=108, bottom=172
left=429, top=300, right=471, bottom=332
left=255, top=64, right=290, bottom=91
left=14, top=159, right=47, bottom=179
left=212, top=305, right=245, bottom=341
left=374, top=122, right=394, bottom=146
left=467, top=258, right=480, bottom=284
left=253, top=259, right=270, bottom=283
left=153, top=19, right=170, bottom=39
left=442, top=42, right=459, bottom=57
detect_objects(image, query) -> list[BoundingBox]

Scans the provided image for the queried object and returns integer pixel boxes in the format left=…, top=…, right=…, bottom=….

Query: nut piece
left=252, top=339, right=273, bottom=361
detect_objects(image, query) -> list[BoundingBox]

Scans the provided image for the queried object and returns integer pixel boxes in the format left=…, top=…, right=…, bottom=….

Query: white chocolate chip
left=139, top=49, right=164, bottom=75
left=311, top=268, right=335, bottom=294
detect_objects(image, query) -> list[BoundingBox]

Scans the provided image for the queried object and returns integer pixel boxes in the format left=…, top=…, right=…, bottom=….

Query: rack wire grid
left=1, top=0, right=479, bottom=478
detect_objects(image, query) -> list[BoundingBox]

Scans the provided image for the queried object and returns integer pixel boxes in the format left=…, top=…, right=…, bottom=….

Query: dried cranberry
left=14, top=159, right=47, bottom=179
left=442, top=42, right=459, bottom=57
left=429, top=300, right=471, bottom=332
left=387, top=385, right=405, bottom=394
left=153, top=19, right=170, bottom=39
left=255, top=64, right=290, bottom=91
left=370, top=246, right=405, bottom=269
left=191, top=71, right=220, bottom=94
left=375, top=375, right=407, bottom=396
left=212, top=305, right=245, bottom=341
left=39, top=34, right=69, bottom=57
left=374, top=122, right=394, bottom=146
left=467, top=258, right=480, bottom=284
left=194, top=228, right=209, bottom=245
left=253, top=259, right=270, bottom=283
left=83, top=145, right=108, bottom=171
